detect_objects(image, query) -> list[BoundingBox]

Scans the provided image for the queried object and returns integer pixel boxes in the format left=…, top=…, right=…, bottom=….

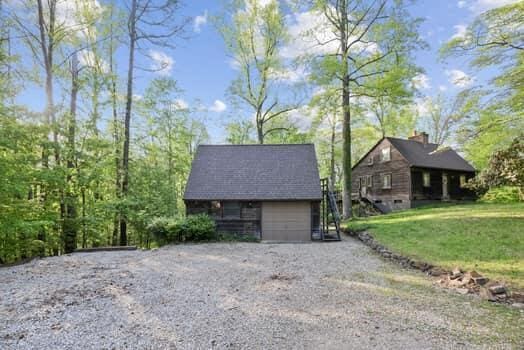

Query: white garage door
left=261, top=201, right=311, bottom=241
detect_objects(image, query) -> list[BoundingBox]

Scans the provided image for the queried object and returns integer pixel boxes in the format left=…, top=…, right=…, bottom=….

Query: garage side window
left=223, top=201, right=241, bottom=218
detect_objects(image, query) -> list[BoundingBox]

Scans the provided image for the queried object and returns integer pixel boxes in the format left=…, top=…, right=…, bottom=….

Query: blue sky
left=12, top=0, right=514, bottom=142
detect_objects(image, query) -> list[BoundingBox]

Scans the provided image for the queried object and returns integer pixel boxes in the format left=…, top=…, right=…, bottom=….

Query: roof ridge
left=198, top=143, right=314, bottom=147
left=386, top=136, right=439, bottom=147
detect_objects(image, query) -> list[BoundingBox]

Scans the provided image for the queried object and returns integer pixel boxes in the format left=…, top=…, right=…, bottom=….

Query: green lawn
left=345, top=203, right=524, bottom=289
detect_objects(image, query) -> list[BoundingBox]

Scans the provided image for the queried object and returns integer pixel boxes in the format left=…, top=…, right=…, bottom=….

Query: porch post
left=442, top=172, right=449, bottom=200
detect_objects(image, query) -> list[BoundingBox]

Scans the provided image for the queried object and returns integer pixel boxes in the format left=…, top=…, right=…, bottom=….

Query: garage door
left=261, top=202, right=311, bottom=241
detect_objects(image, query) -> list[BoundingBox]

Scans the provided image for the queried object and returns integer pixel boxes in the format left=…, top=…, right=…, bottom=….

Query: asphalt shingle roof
left=184, top=144, right=322, bottom=201
left=387, top=137, right=476, bottom=172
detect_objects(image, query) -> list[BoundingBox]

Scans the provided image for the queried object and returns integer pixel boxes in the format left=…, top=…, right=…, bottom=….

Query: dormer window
left=381, top=147, right=391, bottom=162
left=367, top=156, right=373, bottom=166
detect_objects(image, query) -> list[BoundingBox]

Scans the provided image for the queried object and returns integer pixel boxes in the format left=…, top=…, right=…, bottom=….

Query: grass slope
left=345, top=203, right=524, bottom=289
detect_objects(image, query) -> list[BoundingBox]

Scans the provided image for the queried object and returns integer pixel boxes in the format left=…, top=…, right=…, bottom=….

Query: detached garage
left=183, top=144, right=322, bottom=241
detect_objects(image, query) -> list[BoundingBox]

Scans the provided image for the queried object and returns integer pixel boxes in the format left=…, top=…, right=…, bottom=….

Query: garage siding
left=261, top=202, right=311, bottom=241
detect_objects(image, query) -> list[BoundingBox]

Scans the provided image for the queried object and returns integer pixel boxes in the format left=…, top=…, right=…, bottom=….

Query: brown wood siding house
left=351, top=132, right=476, bottom=212
left=183, top=144, right=322, bottom=241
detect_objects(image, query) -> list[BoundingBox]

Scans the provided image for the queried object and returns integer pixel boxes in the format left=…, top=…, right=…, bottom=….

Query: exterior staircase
left=319, top=178, right=341, bottom=241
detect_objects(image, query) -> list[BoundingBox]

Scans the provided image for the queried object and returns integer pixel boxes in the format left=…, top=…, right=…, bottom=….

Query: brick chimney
left=408, top=130, right=429, bottom=145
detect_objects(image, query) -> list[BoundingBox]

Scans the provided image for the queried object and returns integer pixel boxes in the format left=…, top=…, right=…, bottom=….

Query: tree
left=309, top=87, right=341, bottom=187
left=441, top=2, right=524, bottom=167
left=419, top=92, right=476, bottom=146
left=225, top=119, right=255, bottom=144
left=306, top=0, right=424, bottom=219
left=119, top=0, right=187, bottom=245
left=217, top=0, right=297, bottom=144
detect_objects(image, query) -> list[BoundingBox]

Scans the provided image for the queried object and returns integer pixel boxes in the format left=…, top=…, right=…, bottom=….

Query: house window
left=367, top=156, right=373, bottom=166
left=460, top=175, right=467, bottom=188
left=366, top=175, right=372, bottom=187
left=382, top=174, right=391, bottom=189
left=223, top=201, right=241, bottom=217
left=381, top=147, right=391, bottom=162
left=423, top=172, right=431, bottom=187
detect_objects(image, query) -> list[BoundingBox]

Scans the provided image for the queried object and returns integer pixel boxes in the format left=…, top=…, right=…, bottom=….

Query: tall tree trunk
left=108, top=5, right=120, bottom=246
left=339, top=0, right=352, bottom=219
left=63, top=53, right=79, bottom=253
left=36, top=0, right=57, bottom=245
left=120, top=0, right=137, bottom=246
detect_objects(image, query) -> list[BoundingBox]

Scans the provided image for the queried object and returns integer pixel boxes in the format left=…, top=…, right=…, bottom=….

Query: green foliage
left=147, top=214, right=216, bottom=244
left=345, top=203, right=524, bottom=288
left=441, top=2, right=524, bottom=168
left=480, top=186, right=523, bottom=203
left=467, top=136, right=524, bottom=195
left=29, top=240, right=46, bottom=258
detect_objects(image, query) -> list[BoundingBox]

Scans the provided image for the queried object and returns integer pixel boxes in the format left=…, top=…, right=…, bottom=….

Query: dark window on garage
left=223, top=201, right=241, bottom=218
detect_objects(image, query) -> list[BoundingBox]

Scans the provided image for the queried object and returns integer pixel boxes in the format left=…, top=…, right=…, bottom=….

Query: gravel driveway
left=1, top=238, right=522, bottom=349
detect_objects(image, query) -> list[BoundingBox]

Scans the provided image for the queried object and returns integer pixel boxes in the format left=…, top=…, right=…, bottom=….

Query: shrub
left=172, top=214, right=216, bottom=241
left=146, top=217, right=177, bottom=244
left=29, top=240, right=45, bottom=258
left=147, top=214, right=216, bottom=244
left=480, top=186, right=523, bottom=203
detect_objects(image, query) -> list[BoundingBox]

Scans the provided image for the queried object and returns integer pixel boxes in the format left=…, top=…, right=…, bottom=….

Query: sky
left=11, top=0, right=518, bottom=143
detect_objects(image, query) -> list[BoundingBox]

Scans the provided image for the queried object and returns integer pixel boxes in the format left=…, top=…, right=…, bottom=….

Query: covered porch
left=411, top=167, right=476, bottom=205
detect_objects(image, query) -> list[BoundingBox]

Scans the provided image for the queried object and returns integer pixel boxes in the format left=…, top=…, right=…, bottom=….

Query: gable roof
left=386, top=137, right=476, bottom=172
left=184, top=144, right=322, bottom=201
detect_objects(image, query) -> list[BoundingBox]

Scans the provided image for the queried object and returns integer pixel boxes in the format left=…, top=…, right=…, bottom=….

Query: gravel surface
left=1, top=238, right=522, bottom=349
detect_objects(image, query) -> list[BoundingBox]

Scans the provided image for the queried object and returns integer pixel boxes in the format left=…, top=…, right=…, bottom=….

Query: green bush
left=480, top=186, right=523, bottom=203
left=147, top=214, right=216, bottom=244
left=29, top=240, right=45, bottom=258
left=172, top=214, right=216, bottom=241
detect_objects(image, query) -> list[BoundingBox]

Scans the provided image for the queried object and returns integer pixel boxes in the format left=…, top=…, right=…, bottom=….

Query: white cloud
left=446, top=69, right=474, bottom=88
left=172, top=98, right=188, bottom=110
left=193, top=11, right=208, bottom=33
left=281, top=10, right=337, bottom=59
left=269, top=66, right=308, bottom=84
left=412, top=73, right=431, bottom=90
left=468, top=0, right=520, bottom=13
left=439, top=85, right=448, bottom=92
left=149, top=50, right=174, bottom=75
left=413, top=97, right=432, bottom=117
left=457, top=1, right=467, bottom=8
left=209, top=100, right=227, bottom=113
left=281, top=9, right=379, bottom=60
left=78, top=49, right=109, bottom=73
left=451, top=24, right=467, bottom=40
left=55, top=0, right=102, bottom=39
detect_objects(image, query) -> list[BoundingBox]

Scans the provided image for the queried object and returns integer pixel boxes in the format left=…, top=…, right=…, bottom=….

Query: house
left=183, top=144, right=323, bottom=241
left=351, top=131, right=476, bottom=213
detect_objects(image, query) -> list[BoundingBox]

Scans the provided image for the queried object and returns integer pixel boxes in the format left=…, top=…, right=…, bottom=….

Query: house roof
left=184, top=144, right=322, bottom=201
left=386, top=137, right=476, bottom=172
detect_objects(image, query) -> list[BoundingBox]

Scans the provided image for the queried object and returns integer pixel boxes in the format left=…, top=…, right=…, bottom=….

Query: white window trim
left=367, top=156, right=373, bottom=166
left=382, top=173, right=392, bottom=189
left=381, top=147, right=391, bottom=162
left=366, top=175, right=372, bottom=187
